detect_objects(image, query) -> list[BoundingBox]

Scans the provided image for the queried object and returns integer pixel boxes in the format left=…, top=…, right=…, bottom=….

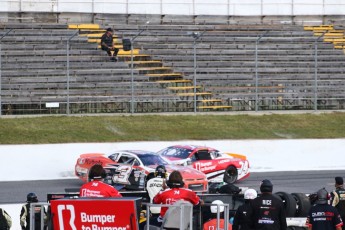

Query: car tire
left=223, top=165, right=238, bottom=184
left=275, top=191, right=297, bottom=217
left=291, top=193, right=311, bottom=217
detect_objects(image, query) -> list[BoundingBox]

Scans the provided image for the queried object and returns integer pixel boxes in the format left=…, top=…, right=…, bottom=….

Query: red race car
left=157, top=145, right=250, bottom=184
left=75, top=150, right=208, bottom=192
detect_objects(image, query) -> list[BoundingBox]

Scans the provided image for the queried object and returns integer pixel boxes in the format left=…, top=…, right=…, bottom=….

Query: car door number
left=238, top=161, right=249, bottom=176
left=112, top=165, right=132, bottom=184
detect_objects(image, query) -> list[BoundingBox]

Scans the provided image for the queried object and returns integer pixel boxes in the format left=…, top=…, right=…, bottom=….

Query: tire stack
left=274, top=192, right=311, bottom=230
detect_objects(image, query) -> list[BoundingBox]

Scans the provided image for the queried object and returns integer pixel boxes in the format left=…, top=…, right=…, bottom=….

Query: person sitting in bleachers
left=101, top=27, right=119, bottom=62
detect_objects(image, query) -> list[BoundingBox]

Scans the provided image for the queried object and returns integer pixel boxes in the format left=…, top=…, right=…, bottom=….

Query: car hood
left=164, top=165, right=206, bottom=179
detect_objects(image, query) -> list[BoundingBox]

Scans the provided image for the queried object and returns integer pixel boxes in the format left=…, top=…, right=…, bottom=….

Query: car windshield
left=138, top=154, right=170, bottom=166
left=157, top=147, right=192, bottom=159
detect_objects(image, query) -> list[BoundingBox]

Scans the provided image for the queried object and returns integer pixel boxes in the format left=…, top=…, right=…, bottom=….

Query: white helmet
left=210, top=200, right=224, bottom=213
left=244, top=189, right=258, bottom=200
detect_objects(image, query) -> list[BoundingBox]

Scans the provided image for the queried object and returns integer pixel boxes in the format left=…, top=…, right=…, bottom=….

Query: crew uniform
left=20, top=193, right=47, bottom=230
left=232, top=189, right=258, bottom=230
left=0, top=208, right=12, bottom=230
left=79, top=164, right=122, bottom=198
left=80, top=181, right=122, bottom=197
left=331, top=177, right=345, bottom=230
left=251, top=179, right=287, bottom=230
left=150, top=170, right=202, bottom=228
left=146, top=165, right=168, bottom=214
left=306, top=188, right=343, bottom=230
left=153, top=186, right=200, bottom=218
left=203, top=200, right=231, bottom=230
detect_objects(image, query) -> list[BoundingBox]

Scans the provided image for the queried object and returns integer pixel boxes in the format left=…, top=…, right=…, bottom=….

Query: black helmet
left=154, top=165, right=167, bottom=178
left=27, top=192, right=38, bottom=203
left=316, top=188, right=329, bottom=204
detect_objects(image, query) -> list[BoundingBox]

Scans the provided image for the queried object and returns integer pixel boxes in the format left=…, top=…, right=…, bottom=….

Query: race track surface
left=1, top=170, right=343, bottom=204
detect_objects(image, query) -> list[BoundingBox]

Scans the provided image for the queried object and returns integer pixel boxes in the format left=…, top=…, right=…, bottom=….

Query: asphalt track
left=1, top=170, right=344, bottom=204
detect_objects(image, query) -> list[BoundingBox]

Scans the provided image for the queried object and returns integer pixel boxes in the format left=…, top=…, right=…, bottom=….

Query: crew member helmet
left=27, top=192, right=38, bottom=203
left=155, top=165, right=167, bottom=178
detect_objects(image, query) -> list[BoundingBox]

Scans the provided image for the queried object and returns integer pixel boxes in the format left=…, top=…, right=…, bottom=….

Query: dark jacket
left=233, top=200, right=254, bottom=230
left=0, top=208, right=11, bottom=230
left=20, top=203, right=47, bottom=230
left=307, top=203, right=343, bottom=230
left=251, top=193, right=287, bottom=230
left=331, top=187, right=345, bottom=219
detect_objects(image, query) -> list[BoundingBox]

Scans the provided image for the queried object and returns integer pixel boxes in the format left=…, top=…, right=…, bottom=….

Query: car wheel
left=274, top=191, right=297, bottom=217
left=291, top=193, right=311, bottom=217
left=223, top=165, right=238, bottom=184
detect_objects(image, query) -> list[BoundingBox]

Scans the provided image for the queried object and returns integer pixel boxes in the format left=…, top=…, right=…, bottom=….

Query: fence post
left=314, top=32, right=325, bottom=111
left=67, top=30, right=79, bottom=115
left=0, top=29, right=13, bottom=116
left=189, top=31, right=205, bottom=113
left=255, top=31, right=269, bottom=112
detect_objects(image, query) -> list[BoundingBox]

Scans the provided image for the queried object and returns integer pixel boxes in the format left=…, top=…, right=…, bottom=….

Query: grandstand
left=1, top=7, right=345, bottom=114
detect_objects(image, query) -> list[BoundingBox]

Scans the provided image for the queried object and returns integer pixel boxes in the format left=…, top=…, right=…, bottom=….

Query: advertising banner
left=51, top=198, right=139, bottom=230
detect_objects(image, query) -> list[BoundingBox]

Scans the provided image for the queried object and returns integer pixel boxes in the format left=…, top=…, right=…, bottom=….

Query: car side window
left=191, top=154, right=198, bottom=162
left=196, top=150, right=212, bottom=160
left=133, top=159, right=140, bottom=166
left=109, top=153, right=119, bottom=161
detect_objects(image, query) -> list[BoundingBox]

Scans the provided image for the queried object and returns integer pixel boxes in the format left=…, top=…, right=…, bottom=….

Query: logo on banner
left=57, top=205, right=77, bottom=230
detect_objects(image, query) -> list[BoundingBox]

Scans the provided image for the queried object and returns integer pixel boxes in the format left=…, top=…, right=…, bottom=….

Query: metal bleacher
left=1, top=16, right=345, bottom=114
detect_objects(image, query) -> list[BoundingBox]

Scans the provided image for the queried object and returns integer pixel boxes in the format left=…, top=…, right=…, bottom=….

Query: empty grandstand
left=0, top=1, right=345, bottom=114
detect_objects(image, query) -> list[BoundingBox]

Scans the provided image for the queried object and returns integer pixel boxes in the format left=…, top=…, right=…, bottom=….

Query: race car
left=156, top=145, right=250, bottom=184
left=75, top=150, right=208, bottom=192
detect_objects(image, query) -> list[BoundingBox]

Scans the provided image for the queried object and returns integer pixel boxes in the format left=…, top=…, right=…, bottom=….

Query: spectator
left=251, top=179, right=287, bottom=230
left=20, top=192, right=47, bottom=230
left=148, top=170, right=203, bottom=228
left=306, top=188, right=343, bottom=230
left=331, top=177, right=345, bottom=230
left=232, top=188, right=257, bottom=230
left=203, top=200, right=232, bottom=230
left=79, top=164, right=122, bottom=198
left=101, top=27, right=119, bottom=62
left=0, top=208, right=12, bottom=230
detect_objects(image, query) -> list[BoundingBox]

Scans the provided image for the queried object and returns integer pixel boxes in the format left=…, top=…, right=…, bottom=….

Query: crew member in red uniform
left=149, top=170, right=203, bottom=228
left=203, top=200, right=232, bottom=230
left=79, top=164, right=122, bottom=198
